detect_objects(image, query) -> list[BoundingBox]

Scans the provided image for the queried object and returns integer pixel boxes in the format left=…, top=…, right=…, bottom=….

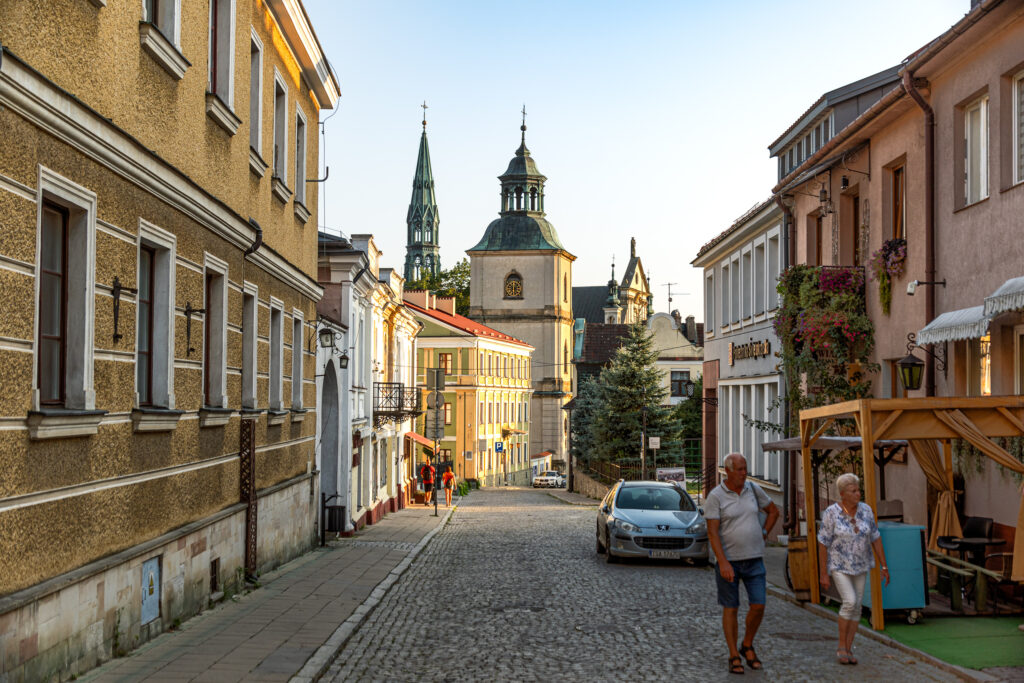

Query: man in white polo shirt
left=705, top=453, right=779, bottom=674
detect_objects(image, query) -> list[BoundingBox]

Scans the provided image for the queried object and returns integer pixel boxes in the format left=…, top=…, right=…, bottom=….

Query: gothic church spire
left=404, top=102, right=441, bottom=282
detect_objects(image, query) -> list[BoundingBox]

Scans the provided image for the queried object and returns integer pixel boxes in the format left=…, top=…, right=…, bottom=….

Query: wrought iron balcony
left=373, top=382, right=404, bottom=428
left=402, top=387, right=423, bottom=418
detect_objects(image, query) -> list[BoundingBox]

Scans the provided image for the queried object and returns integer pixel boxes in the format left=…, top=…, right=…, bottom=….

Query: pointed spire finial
left=521, top=104, right=527, bottom=142
left=421, top=100, right=428, bottom=130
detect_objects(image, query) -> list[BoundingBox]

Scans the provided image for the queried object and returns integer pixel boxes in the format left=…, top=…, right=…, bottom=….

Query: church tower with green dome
left=467, top=115, right=575, bottom=473
left=404, top=107, right=441, bottom=282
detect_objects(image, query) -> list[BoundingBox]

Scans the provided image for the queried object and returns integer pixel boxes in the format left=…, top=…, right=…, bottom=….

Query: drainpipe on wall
left=901, top=71, right=936, bottom=396
left=773, top=193, right=798, bottom=533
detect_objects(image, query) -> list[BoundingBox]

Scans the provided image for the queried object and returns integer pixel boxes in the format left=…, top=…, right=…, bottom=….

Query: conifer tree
left=593, top=323, right=682, bottom=473
left=570, top=377, right=603, bottom=468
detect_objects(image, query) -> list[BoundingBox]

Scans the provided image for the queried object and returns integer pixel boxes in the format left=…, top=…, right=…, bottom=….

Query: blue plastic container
left=863, top=521, right=928, bottom=610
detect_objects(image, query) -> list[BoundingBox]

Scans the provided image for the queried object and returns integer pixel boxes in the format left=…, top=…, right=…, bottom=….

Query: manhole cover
left=772, top=632, right=834, bottom=641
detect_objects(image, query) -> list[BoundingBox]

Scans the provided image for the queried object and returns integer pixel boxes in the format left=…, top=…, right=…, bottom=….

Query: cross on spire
left=520, top=104, right=527, bottom=142
left=421, top=100, right=428, bottom=129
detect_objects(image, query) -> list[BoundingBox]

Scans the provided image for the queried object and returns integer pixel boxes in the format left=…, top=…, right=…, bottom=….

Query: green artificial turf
left=882, top=616, right=1024, bottom=669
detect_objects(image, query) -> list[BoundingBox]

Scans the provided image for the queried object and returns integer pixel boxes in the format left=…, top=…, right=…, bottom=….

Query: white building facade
left=693, top=200, right=785, bottom=503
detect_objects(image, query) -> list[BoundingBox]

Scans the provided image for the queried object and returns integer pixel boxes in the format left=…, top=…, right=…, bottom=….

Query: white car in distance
left=532, top=470, right=565, bottom=488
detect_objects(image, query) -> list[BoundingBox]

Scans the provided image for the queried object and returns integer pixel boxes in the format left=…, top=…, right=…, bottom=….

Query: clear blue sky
left=303, top=0, right=968, bottom=320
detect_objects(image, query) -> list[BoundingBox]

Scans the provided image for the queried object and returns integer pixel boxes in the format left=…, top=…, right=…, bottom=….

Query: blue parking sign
left=495, top=442, right=503, bottom=452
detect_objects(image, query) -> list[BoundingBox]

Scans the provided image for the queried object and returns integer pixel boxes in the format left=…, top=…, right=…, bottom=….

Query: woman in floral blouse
left=817, top=473, right=889, bottom=665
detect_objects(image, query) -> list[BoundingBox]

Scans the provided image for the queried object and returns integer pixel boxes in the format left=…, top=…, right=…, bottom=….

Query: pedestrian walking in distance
left=442, top=466, right=456, bottom=507
left=817, top=473, right=890, bottom=665
left=705, top=453, right=780, bottom=675
left=420, top=460, right=436, bottom=506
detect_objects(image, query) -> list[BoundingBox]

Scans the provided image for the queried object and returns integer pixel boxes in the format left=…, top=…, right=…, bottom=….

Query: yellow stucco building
left=0, top=1, right=338, bottom=678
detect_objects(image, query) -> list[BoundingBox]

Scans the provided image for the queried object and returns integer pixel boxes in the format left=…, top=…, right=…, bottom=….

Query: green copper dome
left=468, top=126, right=569, bottom=253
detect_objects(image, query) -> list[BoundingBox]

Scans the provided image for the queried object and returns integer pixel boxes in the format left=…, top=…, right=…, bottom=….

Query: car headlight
left=613, top=519, right=640, bottom=534
left=687, top=520, right=707, bottom=535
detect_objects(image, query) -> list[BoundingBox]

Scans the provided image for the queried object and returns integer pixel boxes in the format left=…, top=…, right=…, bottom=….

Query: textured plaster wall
left=0, top=0, right=321, bottom=277
left=0, top=63, right=316, bottom=599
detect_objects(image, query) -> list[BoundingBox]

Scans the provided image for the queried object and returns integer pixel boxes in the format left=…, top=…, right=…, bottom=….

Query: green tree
left=675, top=375, right=703, bottom=441
left=406, top=258, right=471, bottom=315
left=570, top=377, right=603, bottom=468
left=593, top=323, right=683, bottom=472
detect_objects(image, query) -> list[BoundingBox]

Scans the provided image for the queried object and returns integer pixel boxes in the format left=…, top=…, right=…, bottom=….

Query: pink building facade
left=774, top=0, right=1024, bottom=543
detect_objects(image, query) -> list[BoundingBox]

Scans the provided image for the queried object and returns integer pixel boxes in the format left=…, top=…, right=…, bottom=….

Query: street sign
left=494, top=442, right=503, bottom=453
left=425, top=408, right=444, bottom=440
left=478, top=439, right=488, bottom=452
left=427, top=368, right=445, bottom=391
left=648, top=437, right=661, bottom=450
left=426, top=391, right=444, bottom=410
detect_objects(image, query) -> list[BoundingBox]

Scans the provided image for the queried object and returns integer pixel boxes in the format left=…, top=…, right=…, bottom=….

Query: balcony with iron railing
left=373, top=382, right=423, bottom=428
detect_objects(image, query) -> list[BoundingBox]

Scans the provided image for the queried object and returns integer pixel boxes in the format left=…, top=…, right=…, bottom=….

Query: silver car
left=595, top=480, right=709, bottom=565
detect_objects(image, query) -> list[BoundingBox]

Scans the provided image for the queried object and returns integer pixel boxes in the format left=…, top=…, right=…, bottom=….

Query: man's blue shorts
left=715, top=557, right=767, bottom=608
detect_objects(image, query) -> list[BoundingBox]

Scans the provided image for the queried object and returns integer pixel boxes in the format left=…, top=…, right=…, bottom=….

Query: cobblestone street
left=326, top=488, right=962, bottom=682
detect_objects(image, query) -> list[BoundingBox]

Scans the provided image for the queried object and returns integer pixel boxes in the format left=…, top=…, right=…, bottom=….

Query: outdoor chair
left=985, top=552, right=1023, bottom=615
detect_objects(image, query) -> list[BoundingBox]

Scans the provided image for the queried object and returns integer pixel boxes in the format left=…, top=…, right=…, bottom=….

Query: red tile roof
left=404, top=301, right=533, bottom=348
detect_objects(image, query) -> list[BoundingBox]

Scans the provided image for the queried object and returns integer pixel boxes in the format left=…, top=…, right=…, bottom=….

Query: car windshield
left=616, top=486, right=695, bottom=511
left=543, top=471, right=559, bottom=477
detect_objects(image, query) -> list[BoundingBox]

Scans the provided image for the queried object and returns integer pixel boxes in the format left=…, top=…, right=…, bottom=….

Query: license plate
left=650, top=550, right=680, bottom=559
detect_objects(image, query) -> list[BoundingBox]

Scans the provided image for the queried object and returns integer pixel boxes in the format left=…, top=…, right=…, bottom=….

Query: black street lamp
left=897, top=352, right=925, bottom=392
left=684, top=379, right=719, bottom=407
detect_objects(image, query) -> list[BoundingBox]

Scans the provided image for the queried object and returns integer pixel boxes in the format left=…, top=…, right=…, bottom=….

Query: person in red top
left=420, top=461, right=436, bottom=505
left=441, top=466, right=456, bottom=507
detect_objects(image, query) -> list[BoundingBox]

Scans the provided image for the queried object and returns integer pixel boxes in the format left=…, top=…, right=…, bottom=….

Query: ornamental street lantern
left=318, top=325, right=335, bottom=349
left=897, top=352, right=925, bottom=391
left=684, top=379, right=696, bottom=399
left=338, top=350, right=350, bottom=369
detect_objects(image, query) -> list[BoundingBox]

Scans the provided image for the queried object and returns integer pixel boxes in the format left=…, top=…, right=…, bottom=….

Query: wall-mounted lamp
left=318, top=326, right=335, bottom=349
left=683, top=379, right=718, bottom=407
left=906, top=279, right=946, bottom=296
left=897, top=332, right=947, bottom=391
left=338, top=350, right=350, bottom=370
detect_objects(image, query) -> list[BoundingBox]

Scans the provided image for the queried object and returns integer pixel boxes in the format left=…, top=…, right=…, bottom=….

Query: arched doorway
left=320, top=360, right=339, bottom=502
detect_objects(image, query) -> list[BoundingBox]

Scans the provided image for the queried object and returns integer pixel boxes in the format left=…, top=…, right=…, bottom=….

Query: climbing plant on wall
left=773, top=264, right=878, bottom=434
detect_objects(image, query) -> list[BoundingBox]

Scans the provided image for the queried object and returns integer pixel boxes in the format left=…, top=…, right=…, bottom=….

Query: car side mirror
left=601, top=504, right=610, bottom=513
left=698, top=507, right=704, bottom=516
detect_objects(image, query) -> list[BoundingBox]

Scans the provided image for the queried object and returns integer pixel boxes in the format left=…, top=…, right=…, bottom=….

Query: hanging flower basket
left=867, top=238, right=907, bottom=315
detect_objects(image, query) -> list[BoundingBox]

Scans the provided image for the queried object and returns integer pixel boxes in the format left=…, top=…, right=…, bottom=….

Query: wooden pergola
left=800, top=396, right=1024, bottom=630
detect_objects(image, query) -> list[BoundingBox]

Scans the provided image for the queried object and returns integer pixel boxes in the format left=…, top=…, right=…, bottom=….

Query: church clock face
left=504, top=275, right=523, bottom=298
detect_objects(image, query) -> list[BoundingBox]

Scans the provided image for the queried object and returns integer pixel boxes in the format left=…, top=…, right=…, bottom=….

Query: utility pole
left=640, top=385, right=647, bottom=480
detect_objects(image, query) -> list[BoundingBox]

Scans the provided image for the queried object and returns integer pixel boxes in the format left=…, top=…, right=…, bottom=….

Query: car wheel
left=604, top=533, right=619, bottom=564
left=596, top=529, right=606, bottom=555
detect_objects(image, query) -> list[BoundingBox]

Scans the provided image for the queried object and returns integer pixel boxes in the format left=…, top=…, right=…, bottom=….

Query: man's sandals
left=740, top=645, right=763, bottom=670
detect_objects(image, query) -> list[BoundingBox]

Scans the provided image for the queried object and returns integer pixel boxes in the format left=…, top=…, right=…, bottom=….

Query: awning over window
left=916, top=305, right=989, bottom=345
left=530, top=450, right=554, bottom=460
left=405, top=432, right=435, bottom=451
left=984, top=275, right=1024, bottom=317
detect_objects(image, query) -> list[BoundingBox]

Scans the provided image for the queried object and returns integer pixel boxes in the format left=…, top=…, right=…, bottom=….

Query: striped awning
left=916, top=305, right=989, bottom=345
left=984, top=276, right=1024, bottom=317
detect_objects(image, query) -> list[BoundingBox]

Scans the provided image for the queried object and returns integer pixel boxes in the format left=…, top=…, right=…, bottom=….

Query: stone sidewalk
left=80, top=502, right=454, bottom=683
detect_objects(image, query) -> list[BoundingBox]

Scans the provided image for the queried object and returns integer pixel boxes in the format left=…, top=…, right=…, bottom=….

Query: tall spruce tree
left=570, top=377, right=603, bottom=468
left=593, top=322, right=682, bottom=472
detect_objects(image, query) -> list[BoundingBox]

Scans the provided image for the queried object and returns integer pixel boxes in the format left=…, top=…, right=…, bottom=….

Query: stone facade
left=0, top=1, right=338, bottom=678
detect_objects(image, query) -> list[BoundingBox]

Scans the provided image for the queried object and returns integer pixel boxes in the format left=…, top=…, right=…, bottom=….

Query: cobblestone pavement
left=326, top=487, right=963, bottom=682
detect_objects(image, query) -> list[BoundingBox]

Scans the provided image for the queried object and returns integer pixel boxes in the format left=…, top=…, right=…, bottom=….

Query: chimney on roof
left=403, top=290, right=428, bottom=309
left=685, top=315, right=696, bottom=343
left=435, top=296, right=455, bottom=316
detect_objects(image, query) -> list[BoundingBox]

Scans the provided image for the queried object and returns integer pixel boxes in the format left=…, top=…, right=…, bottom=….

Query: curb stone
left=765, top=583, right=998, bottom=682
left=289, top=504, right=456, bottom=683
